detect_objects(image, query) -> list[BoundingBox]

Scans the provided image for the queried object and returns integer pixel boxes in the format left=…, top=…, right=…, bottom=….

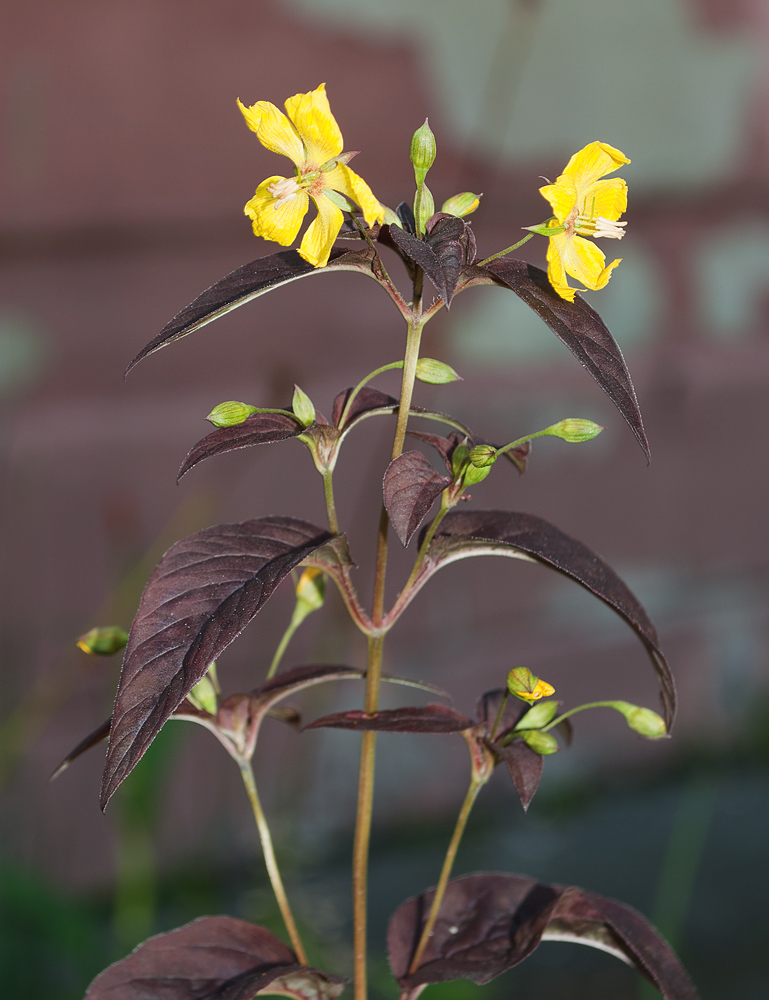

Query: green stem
left=322, top=470, right=339, bottom=534
left=352, top=636, right=383, bottom=1000
left=338, top=361, right=404, bottom=430
left=476, top=232, right=534, bottom=267
left=407, top=778, right=483, bottom=975
left=353, top=286, right=426, bottom=1000
left=238, top=759, right=308, bottom=964
left=531, top=701, right=620, bottom=737
left=266, top=612, right=302, bottom=681
left=400, top=493, right=451, bottom=597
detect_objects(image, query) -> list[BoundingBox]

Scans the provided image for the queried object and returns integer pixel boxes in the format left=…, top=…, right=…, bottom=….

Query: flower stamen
left=267, top=176, right=302, bottom=207
left=575, top=215, right=627, bottom=239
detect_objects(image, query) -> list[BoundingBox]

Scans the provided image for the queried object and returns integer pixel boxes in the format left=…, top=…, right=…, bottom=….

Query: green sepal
left=522, top=729, right=559, bottom=755
left=292, top=385, right=316, bottom=427
left=514, top=699, right=560, bottom=731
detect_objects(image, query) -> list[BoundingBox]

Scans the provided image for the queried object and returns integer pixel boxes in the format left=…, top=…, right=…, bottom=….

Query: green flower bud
left=522, top=729, right=559, bottom=755
left=206, top=401, right=258, bottom=428
left=462, top=462, right=493, bottom=486
left=77, top=626, right=129, bottom=656
left=414, top=182, right=435, bottom=236
left=610, top=701, right=667, bottom=739
left=415, top=358, right=461, bottom=385
left=514, top=699, right=560, bottom=731
left=450, top=443, right=471, bottom=477
left=507, top=667, right=555, bottom=703
left=410, top=119, right=436, bottom=184
left=543, top=418, right=604, bottom=443
left=468, top=444, right=497, bottom=468
left=295, top=568, right=325, bottom=612
left=292, top=385, right=316, bottom=427
left=441, top=192, right=481, bottom=218
left=322, top=188, right=355, bottom=213
left=187, top=674, right=218, bottom=715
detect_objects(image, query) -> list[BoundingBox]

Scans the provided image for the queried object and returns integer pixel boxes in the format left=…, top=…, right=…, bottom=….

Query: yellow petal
left=546, top=233, right=576, bottom=301
left=285, top=83, right=343, bottom=167
left=299, top=194, right=344, bottom=268
left=539, top=178, right=577, bottom=224
left=561, top=234, right=621, bottom=292
left=325, top=164, right=385, bottom=227
left=237, top=99, right=304, bottom=166
left=244, top=176, right=308, bottom=246
left=561, top=141, right=630, bottom=189
left=582, top=177, right=627, bottom=221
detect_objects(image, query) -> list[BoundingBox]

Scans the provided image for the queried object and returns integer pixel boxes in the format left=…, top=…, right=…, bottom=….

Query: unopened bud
left=295, top=567, right=325, bottom=612
left=468, top=444, right=497, bottom=468
left=206, top=401, right=258, bottom=428
left=292, top=385, right=316, bottom=427
left=414, top=182, right=435, bottom=235
left=450, top=443, right=471, bottom=477
left=610, top=701, right=667, bottom=739
left=441, top=192, right=481, bottom=218
left=543, top=418, right=604, bottom=443
left=410, top=119, right=436, bottom=184
left=507, top=667, right=555, bottom=703
left=187, top=674, right=218, bottom=715
left=514, top=699, right=559, bottom=731
left=522, top=729, right=559, bottom=755
left=415, top=358, right=461, bottom=385
left=77, top=626, right=129, bottom=656
left=462, top=462, right=493, bottom=486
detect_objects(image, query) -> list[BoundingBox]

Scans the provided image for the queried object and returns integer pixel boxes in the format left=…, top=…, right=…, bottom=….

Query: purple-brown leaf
left=384, top=451, right=452, bottom=547
left=331, top=386, right=398, bottom=428
left=489, top=738, right=544, bottom=812
left=388, top=872, right=561, bottom=988
left=126, top=248, right=377, bottom=373
left=100, top=517, right=331, bottom=808
left=388, top=218, right=475, bottom=307
left=178, top=412, right=302, bottom=481
left=84, top=915, right=347, bottom=1000
left=460, top=259, right=650, bottom=460
left=305, top=704, right=473, bottom=734
left=389, top=874, right=699, bottom=999
left=425, top=509, right=675, bottom=726
left=546, top=888, right=700, bottom=999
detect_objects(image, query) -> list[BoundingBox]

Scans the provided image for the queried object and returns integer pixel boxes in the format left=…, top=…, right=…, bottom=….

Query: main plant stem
left=239, top=759, right=308, bottom=965
left=353, top=290, right=425, bottom=1000
left=407, top=778, right=483, bottom=975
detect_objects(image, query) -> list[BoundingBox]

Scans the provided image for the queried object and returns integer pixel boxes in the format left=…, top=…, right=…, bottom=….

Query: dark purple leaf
left=459, top=259, right=649, bottom=460
left=384, top=451, right=452, bottom=547
left=425, top=215, right=477, bottom=301
left=546, top=888, right=700, bottom=1000
left=407, top=430, right=465, bottom=474
left=50, top=718, right=111, bottom=781
left=331, top=386, right=398, bottom=427
left=388, top=873, right=562, bottom=988
left=425, top=510, right=675, bottom=726
left=389, top=874, right=699, bottom=999
left=178, top=412, right=302, bottom=482
left=305, top=704, right=473, bottom=734
left=100, top=517, right=331, bottom=808
left=500, top=440, right=530, bottom=475
left=489, top=739, right=544, bottom=812
left=126, top=248, right=377, bottom=373
left=84, top=915, right=347, bottom=1000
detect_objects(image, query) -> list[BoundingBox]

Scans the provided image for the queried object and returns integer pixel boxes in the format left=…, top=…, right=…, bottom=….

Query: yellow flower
left=538, top=141, right=630, bottom=302
left=238, top=83, right=384, bottom=268
left=507, top=666, right=556, bottom=702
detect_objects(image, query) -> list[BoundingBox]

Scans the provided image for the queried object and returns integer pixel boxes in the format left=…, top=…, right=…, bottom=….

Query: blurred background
left=2, top=1, right=768, bottom=997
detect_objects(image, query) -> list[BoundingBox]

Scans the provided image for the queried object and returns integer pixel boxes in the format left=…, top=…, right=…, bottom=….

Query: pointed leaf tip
left=100, top=517, right=331, bottom=809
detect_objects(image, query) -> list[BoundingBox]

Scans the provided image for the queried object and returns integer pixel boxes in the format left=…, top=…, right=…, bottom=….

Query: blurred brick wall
left=2, top=0, right=768, bottom=892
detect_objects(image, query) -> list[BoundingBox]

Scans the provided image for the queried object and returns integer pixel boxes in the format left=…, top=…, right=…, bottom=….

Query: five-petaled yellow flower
left=238, top=83, right=385, bottom=268
left=538, top=141, right=630, bottom=302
